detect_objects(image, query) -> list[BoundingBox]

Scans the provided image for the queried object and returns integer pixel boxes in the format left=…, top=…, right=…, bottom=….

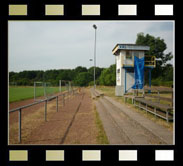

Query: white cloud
left=8, top=21, right=174, bottom=72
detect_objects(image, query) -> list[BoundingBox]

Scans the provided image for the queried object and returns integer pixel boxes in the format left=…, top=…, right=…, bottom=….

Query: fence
left=124, top=86, right=173, bottom=122
left=9, top=88, right=79, bottom=143
left=143, top=86, right=173, bottom=107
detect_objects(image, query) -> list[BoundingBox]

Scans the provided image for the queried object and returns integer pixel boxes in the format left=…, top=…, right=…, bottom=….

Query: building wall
left=116, top=54, right=121, bottom=86
left=115, top=50, right=145, bottom=96
left=126, top=70, right=135, bottom=92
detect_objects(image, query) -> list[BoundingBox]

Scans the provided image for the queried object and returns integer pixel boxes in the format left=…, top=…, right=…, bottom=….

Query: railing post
left=56, top=96, right=58, bottom=112
left=63, top=94, right=65, bottom=106
left=154, top=107, right=157, bottom=119
left=45, top=100, right=47, bottom=122
left=18, top=109, right=22, bottom=143
left=166, top=111, right=169, bottom=122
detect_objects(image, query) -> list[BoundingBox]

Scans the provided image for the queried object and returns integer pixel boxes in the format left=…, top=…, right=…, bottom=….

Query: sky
left=8, top=21, right=174, bottom=72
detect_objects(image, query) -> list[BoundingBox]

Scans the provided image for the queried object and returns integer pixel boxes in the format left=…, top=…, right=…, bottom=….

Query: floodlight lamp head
left=93, top=24, right=97, bottom=29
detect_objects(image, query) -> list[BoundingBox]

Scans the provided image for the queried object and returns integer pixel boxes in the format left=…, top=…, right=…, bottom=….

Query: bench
left=90, top=89, right=97, bottom=99
left=95, top=90, right=104, bottom=97
left=124, top=95, right=135, bottom=104
left=90, top=89, right=104, bottom=99
left=134, top=97, right=173, bottom=122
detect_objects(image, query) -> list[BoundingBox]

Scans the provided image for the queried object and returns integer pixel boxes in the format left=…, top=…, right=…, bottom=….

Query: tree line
left=9, top=33, right=173, bottom=87
left=9, top=65, right=116, bottom=87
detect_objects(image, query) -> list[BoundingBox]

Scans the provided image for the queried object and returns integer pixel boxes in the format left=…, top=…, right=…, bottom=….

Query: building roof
left=112, top=44, right=150, bottom=55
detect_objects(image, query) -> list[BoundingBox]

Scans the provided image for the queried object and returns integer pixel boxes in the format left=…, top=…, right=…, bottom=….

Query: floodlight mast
left=93, top=24, right=97, bottom=89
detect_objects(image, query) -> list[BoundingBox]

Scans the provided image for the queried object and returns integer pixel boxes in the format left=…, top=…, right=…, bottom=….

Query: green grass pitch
left=9, top=86, right=66, bottom=103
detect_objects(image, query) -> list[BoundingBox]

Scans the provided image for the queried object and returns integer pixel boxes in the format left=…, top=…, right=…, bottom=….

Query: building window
left=117, top=69, right=120, bottom=73
left=126, top=51, right=132, bottom=60
left=133, top=51, right=140, bottom=57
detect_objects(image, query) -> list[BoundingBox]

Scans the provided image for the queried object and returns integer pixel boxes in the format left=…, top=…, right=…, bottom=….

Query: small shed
left=112, top=44, right=156, bottom=96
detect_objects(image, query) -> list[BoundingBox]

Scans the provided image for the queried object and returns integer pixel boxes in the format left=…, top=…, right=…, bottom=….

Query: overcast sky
left=8, top=21, right=174, bottom=72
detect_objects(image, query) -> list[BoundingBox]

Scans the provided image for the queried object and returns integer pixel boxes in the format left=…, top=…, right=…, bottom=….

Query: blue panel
left=132, top=56, right=144, bottom=89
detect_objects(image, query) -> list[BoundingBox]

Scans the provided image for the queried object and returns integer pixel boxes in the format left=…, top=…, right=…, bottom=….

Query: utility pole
left=93, top=24, right=97, bottom=89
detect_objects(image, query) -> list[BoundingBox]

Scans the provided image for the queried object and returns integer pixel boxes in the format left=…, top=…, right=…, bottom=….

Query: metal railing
left=121, top=55, right=156, bottom=68
left=144, top=55, right=156, bottom=67
left=9, top=88, right=79, bottom=143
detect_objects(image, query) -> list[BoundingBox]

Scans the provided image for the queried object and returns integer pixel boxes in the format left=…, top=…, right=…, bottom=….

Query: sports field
left=9, top=86, right=66, bottom=103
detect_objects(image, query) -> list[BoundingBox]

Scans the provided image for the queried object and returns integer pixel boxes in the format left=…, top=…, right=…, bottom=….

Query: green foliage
left=73, top=72, right=93, bottom=86
left=9, top=86, right=65, bottom=103
left=88, top=67, right=104, bottom=80
left=9, top=66, right=105, bottom=87
left=74, top=66, right=88, bottom=74
left=99, top=64, right=116, bottom=86
left=136, top=32, right=173, bottom=79
left=151, top=78, right=173, bottom=87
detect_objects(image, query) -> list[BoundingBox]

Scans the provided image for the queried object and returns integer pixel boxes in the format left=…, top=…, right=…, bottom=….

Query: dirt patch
left=9, top=91, right=70, bottom=125
left=63, top=90, right=98, bottom=144
left=9, top=89, right=99, bottom=145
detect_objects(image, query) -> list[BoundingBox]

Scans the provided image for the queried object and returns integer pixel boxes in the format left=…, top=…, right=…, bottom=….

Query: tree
left=74, top=66, right=88, bottom=74
left=99, top=64, right=116, bottom=86
left=162, top=64, right=173, bottom=81
left=88, top=67, right=104, bottom=80
left=73, top=72, right=93, bottom=86
left=135, top=33, right=173, bottom=79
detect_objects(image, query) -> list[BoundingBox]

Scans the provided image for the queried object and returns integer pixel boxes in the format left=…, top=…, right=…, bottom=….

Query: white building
left=112, top=44, right=156, bottom=96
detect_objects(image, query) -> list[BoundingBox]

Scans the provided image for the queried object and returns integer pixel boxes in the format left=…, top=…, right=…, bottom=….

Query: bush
left=151, top=78, right=173, bottom=87
left=73, top=72, right=93, bottom=86
left=99, top=64, right=116, bottom=86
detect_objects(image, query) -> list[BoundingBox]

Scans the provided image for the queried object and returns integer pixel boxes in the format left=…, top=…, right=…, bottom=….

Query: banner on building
left=132, top=56, right=144, bottom=89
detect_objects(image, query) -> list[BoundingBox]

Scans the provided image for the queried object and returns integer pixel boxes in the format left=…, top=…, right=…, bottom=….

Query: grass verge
left=94, top=105, right=109, bottom=144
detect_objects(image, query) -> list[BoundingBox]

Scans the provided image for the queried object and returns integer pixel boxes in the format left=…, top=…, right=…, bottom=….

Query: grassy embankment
left=96, top=86, right=173, bottom=132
